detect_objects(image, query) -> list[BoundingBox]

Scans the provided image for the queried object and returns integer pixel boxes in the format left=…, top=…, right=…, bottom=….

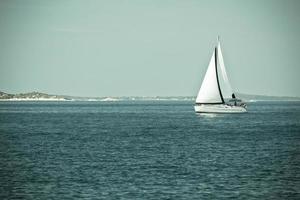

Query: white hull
left=194, top=104, right=247, bottom=113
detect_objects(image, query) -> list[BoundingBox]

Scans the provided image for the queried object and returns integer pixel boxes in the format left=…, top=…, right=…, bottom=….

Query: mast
left=215, top=46, right=225, bottom=104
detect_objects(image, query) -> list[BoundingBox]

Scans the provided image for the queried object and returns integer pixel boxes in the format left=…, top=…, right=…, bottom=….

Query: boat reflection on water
left=198, top=113, right=217, bottom=117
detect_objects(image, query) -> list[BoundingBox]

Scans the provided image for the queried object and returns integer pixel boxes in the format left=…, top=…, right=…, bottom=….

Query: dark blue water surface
left=0, top=101, right=299, bottom=199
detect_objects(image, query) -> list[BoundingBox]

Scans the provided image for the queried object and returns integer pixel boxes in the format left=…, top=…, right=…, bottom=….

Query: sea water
left=0, top=101, right=299, bottom=199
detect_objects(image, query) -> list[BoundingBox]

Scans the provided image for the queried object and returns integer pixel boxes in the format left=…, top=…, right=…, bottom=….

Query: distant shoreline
left=1, top=91, right=300, bottom=102
left=1, top=99, right=300, bottom=103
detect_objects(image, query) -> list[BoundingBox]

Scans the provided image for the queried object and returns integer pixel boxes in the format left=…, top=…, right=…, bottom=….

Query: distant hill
left=236, top=93, right=300, bottom=102
left=0, top=91, right=299, bottom=101
left=0, top=91, right=66, bottom=101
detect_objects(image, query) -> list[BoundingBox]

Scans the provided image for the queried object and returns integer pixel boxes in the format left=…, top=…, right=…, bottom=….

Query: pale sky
left=0, top=0, right=299, bottom=97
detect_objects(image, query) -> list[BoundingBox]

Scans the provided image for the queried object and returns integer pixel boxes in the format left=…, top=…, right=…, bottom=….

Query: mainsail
left=217, top=42, right=233, bottom=99
left=196, top=49, right=224, bottom=104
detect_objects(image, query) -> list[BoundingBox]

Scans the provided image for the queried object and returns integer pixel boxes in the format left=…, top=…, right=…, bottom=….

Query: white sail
left=217, top=42, right=233, bottom=99
left=196, top=50, right=223, bottom=103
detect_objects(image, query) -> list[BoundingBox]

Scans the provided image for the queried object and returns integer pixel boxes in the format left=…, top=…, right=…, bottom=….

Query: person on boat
left=232, top=93, right=237, bottom=106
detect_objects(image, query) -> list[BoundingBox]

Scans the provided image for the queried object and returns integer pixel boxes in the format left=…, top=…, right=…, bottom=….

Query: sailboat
left=194, top=37, right=247, bottom=113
